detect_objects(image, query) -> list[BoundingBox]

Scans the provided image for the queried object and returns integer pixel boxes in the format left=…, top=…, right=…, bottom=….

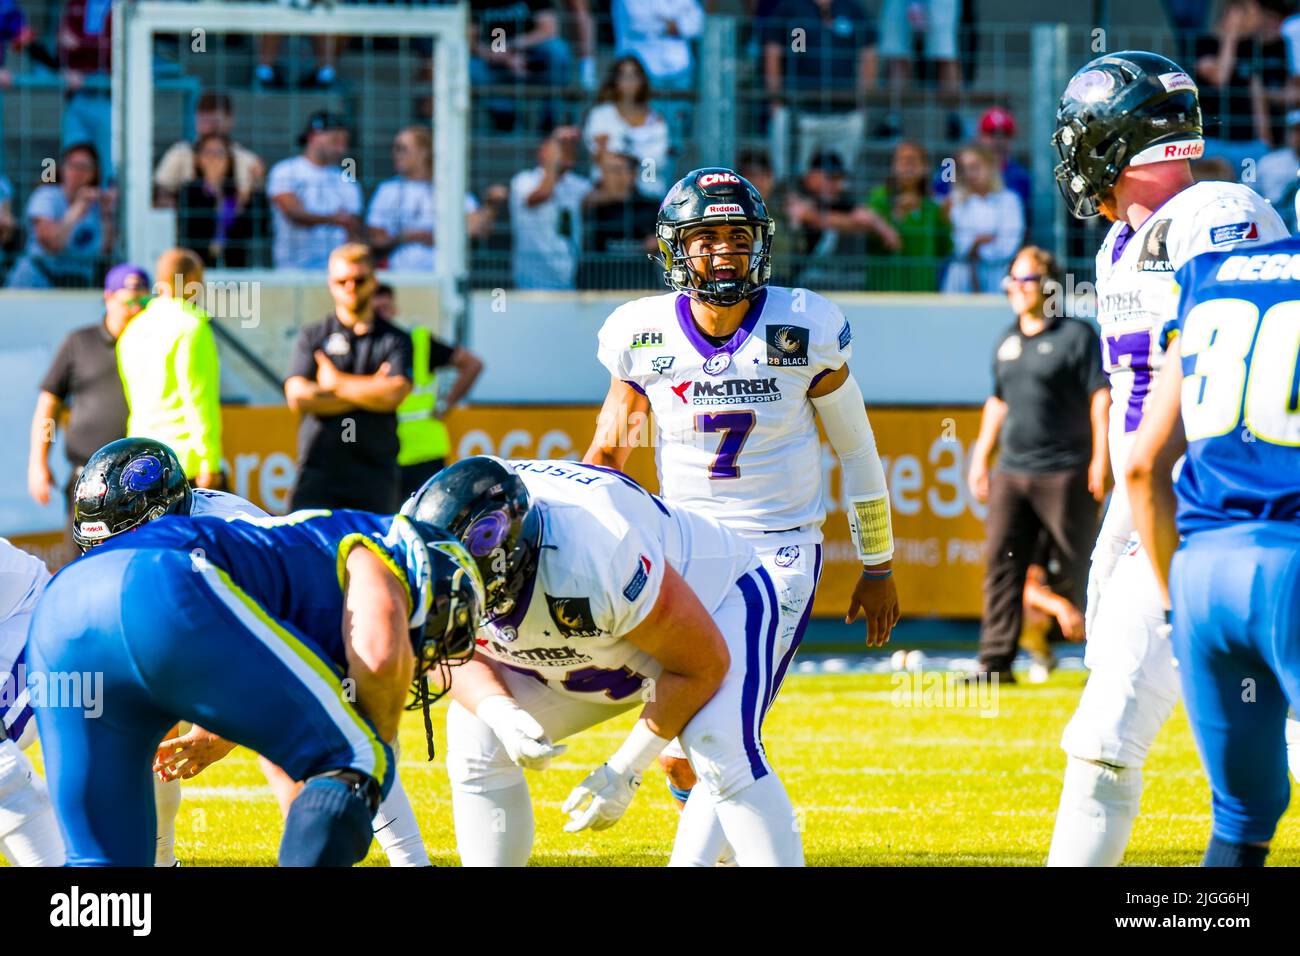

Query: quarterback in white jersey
left=585, top=167, right=899, bottom=827
left=1046, top=50, right=1297, bottom=866
left=404, top=457, right=806, bottom=866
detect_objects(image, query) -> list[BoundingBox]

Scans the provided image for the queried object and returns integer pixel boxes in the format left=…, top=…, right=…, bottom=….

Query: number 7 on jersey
left=695, top=411, right=756, bottom=479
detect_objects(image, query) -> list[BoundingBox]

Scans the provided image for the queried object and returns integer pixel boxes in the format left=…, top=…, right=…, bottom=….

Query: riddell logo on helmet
left=1163, top=141, right=1203, bottom=160
left=697, top=172, right=741, bottom=188
left=78, top=521, right=110, bottom=539
left=703, top=203, right=745, bottom=216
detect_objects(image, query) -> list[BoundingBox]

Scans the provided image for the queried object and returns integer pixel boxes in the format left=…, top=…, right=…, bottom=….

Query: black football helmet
left=401, top=456, right=542, bottom=619
left=654, top=167, right=775, bottom=306
left=73, top=438, right=192, bottom=552
left=1052, top=50, right=1203, bottom=219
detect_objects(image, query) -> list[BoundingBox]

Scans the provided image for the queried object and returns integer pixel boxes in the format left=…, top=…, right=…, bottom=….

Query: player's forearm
left=1128, top=466, right=1180, bottom=606
left=812, top=375, right=895, bottom=564
left=637, top=669, right=716, bottom=742
left=352, top=664, right=408, bottom=742
left=448, top=653, right=514, bottom=714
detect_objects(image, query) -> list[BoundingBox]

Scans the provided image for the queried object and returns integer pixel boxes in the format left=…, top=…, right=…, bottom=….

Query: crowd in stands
left=1, top=0, right=1299, bottom=293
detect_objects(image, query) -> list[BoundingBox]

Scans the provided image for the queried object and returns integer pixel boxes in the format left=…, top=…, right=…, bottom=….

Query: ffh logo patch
left=766, top=325, right=809, bottom=366
left=545, top=595, right=603, bottom=638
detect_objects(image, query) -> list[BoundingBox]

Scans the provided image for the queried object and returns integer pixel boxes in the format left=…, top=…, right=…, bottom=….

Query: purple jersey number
left=502, top=663, right=647, bottom=701
left=695, top=411, right=756, bottom=479
left=562, top=665, right=646, bottom=700
left=1104, top=330, right=1155, bottom=432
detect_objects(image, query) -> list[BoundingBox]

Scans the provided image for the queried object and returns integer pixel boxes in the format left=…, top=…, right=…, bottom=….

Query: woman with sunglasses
left=964, top=245, right=1111, bottom=683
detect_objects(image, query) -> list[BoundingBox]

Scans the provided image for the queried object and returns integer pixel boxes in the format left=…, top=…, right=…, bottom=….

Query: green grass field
left=29, top=668, right=1300, bottom=866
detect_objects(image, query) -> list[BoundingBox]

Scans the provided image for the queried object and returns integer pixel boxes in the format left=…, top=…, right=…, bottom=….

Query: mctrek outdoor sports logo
left=668, top=378, right=784, bottom=406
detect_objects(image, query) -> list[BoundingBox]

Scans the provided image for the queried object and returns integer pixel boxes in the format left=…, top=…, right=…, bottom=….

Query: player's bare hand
left=154, top=724, right=238, bottom=781
left=846, top=571, right=901, bottom=648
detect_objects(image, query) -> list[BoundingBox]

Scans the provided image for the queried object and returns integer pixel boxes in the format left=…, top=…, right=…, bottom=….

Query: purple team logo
left=464, top=510, right=511, bottom=557
left=121, top=456, right=163, bottom=492
left=774, top=545, right=801, bottom=568
left=703, top=352, right=731, bottom=376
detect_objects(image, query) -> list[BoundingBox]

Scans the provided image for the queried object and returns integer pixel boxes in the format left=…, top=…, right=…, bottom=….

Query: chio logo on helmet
left=121, top=456, right=164, bottom=492
left=697, top=172, right=740, bottom=188
left=464, top=510, right=511, bottom=558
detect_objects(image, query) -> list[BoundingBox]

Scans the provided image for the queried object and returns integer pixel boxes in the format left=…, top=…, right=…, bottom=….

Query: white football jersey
left=190, top=488, right=269, bottom=522
left=1094, top=181, right=1286, bottom=524
left=0, top=538, right=49, bottom=676
left=474, top=459, right=757, bottom=704
left=597, top=287, right=851, bottom=542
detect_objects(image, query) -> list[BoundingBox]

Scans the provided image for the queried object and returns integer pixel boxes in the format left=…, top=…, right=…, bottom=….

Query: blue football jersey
left=1166, top=236, right=1300, bottom=535
left=84, top=510, right=421, bottom=667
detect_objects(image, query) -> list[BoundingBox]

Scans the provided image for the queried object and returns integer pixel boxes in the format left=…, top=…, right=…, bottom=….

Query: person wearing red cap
left=933, top=105, right=1032, bottom=217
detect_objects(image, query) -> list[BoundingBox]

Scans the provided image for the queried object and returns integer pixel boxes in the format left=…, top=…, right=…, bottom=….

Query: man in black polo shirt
left=284, top=243, right=413, bottom=513
left=28, top=263, right=148, bottom=556
left=966, top=246, right=1110, bottom=681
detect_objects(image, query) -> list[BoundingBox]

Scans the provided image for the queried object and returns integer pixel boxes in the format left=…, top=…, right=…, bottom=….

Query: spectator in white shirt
left=367, top=126, right=506, bottom=272
left=266, top=111, right=364, bottom=270
left=583, top=56, right=674, bottom=199
left=941, top=144, right=1024, bottom=294
left=509, top=126, right=593, bottom=289
left=1255, top=108, right=1300, bottom=204
left=613, top=0, right=704, bottom=90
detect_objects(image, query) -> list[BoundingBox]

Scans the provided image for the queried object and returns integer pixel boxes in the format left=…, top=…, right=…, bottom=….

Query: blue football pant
left=29, top=548, right=394, bottom=866
left=1170, top=522, right=1300, bottom=846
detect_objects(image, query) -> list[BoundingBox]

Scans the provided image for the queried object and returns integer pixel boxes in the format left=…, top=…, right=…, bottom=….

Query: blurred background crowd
left=2, top=0, right=1296, bottom=297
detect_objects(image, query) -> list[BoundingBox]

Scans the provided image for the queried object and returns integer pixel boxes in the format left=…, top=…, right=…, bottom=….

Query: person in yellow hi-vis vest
left=116, top=248, right=225, bottom=489
left=373, top=283, right=483, bottom=497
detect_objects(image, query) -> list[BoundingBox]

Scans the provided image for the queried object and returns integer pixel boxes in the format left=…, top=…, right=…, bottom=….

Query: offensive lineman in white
left=404, top=456, right=807, bottom=866
left=583, top=167, right=899, bottom=860
left=1046, top=51, right=1299, bottom=865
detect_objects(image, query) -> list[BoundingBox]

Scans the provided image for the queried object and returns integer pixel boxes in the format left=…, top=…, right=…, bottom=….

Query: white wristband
left=606, top=719, right=672, bottom=777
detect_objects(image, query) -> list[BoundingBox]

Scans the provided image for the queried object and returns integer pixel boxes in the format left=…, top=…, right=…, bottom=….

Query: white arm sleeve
left=810, top=373, right=894, bottom=564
